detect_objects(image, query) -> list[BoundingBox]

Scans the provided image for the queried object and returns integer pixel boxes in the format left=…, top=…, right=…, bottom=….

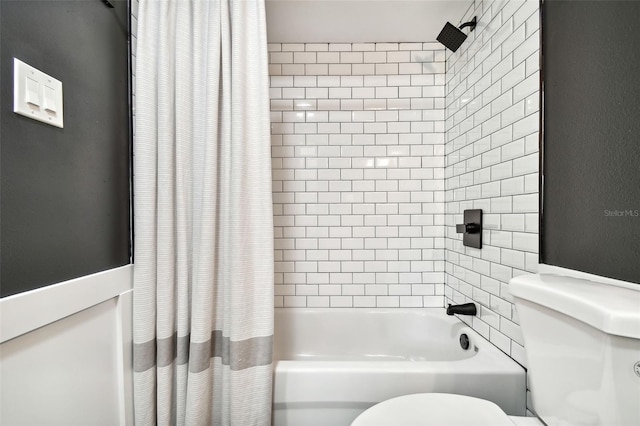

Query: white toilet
left=352, top=273, right=640, bottom=426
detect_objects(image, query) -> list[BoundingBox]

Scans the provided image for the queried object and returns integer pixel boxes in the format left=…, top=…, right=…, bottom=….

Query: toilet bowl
left=352, top=273, right=640, bottom=426
left=351, top=393, right=542, bottom=426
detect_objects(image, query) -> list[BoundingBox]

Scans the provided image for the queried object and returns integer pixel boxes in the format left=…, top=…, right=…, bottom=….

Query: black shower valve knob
left=456, top=223, right=480, bottom=234
left=456, top=209, right=483, bottom=249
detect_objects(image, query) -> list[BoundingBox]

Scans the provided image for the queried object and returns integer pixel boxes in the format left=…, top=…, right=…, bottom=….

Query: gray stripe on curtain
left=134, top=332, right=273, bottom=373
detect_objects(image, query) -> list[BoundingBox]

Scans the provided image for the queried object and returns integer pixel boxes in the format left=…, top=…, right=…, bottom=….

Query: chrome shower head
left=436, top=16, right=477, bottom=52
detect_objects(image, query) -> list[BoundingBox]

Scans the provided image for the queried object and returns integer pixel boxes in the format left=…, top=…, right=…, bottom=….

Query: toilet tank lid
left=509, top=274, right=640, bottom=339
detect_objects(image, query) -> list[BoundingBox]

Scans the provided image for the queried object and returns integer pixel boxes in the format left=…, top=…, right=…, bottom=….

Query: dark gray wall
left=542, top=0, right=640, bottom=284
left=1, top=0, right=131, bottom=297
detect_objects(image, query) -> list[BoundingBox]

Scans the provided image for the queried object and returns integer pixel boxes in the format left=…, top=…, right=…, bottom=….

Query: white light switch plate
left=13, top=58, right=64, bottom=128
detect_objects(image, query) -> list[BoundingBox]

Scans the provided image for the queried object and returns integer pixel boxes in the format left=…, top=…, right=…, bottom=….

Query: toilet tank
left=509, top=274, right=640, bottom=426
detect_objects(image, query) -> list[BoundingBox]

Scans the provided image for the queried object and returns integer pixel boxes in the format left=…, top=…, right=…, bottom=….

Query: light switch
left=43, top=85, right=57, bottom=113
left=25, top=77, right=40, bottom=107
left=13, top=58, right=63, bottom=128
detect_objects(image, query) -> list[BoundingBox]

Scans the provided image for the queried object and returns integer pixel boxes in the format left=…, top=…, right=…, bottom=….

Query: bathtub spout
left=446, top=303, right=477, bottom=316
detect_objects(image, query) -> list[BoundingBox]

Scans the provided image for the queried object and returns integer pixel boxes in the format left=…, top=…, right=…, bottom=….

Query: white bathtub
left=273, top=308, right=526, bottom=426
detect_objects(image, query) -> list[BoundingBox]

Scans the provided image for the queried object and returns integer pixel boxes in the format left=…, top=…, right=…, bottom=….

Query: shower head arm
left=458, top=16, right=477, bottom=32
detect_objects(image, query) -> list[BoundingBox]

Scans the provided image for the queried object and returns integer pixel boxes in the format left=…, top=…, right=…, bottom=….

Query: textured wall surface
left=444, top=0, right=540, bottom=366
left=0, top=1, right=137, bottom=424
left=0, top=0, right=131, bottom=296
left=542, top=0, right=640, bottom=284
left=269, top=42, right=447, bottom=308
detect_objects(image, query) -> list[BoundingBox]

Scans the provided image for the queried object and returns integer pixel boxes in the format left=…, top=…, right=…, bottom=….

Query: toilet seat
left=351, top=393, right=517, bottom=426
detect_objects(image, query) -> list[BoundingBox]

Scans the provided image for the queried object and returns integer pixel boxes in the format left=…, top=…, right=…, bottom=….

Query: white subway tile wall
left=269, top=42, right=447, bottom=308
left=444, top=0, right=540, bottom=365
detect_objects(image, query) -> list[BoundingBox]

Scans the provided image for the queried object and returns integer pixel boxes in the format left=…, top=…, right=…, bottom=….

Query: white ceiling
left=265, top=0, right=474, bottom=43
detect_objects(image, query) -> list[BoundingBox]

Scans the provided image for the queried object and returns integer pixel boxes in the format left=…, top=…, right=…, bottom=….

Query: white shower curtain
left=132, top=0, right=274, bottom=424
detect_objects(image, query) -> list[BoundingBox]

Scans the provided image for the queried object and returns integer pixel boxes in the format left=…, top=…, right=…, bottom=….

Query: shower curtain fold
left=132, top=0, right=274, bottom=424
